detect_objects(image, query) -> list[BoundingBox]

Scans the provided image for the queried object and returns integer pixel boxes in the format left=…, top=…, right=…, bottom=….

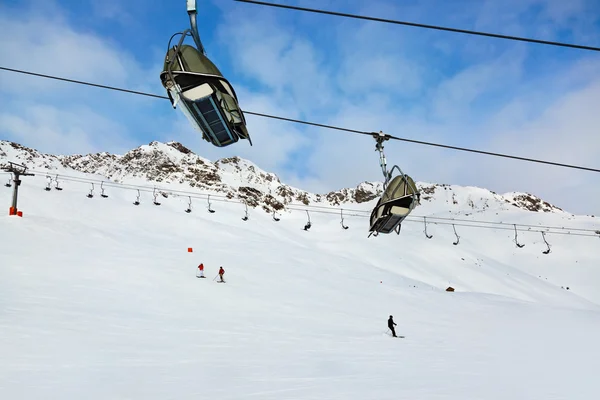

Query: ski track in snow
left=1, top=172, right=600, bottom=399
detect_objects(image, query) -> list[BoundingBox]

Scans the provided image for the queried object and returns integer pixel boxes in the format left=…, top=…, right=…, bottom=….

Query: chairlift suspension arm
left=373, top=131, right=391, bottom=187
left=186, top=0, right=205, bottom=54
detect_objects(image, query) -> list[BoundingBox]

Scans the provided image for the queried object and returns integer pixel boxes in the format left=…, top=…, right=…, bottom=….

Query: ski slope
left=1, top=172, right=600, bottom=399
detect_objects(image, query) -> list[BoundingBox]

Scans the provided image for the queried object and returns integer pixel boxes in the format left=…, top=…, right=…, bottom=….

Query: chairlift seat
left=160, top=45, right=251, bottom=148
left=369, top=174, right=419, bottom=235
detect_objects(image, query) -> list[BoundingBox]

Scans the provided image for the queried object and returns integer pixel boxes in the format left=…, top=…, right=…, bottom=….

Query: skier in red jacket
left=218, top=266, right=225, bottom=282
left=197, top=263, right=205, bottom=278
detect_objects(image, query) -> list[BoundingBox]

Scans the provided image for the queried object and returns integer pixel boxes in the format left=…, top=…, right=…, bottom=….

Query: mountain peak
left=0, top=140, right=567, bottom=215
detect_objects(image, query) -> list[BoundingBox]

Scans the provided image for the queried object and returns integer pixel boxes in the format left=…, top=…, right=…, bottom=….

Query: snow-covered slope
left=1, top=141, right=600, bottom=399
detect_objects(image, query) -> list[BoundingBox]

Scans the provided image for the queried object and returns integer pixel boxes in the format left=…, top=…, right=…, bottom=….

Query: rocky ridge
left=0, top=140, right=564, bottom=214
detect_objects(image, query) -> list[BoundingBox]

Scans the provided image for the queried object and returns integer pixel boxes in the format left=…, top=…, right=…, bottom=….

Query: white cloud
left=0, top=102, right=137, bottom=155
left=0, top=1, right=160, bottom=98
left=0, top=0, right=598, bottom=217
left=0, top=1, right=167, bottom=156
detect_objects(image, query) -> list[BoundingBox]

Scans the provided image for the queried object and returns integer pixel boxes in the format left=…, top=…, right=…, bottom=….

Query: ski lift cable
left=286, top=206, right=598, bottom=237
left=1, top=66, right=599, bottom=174
left=233, top=0, right=600, bottom=53
left=27, top=169, right=600, bottom=233
left=9, top=169, right=598, bottom=238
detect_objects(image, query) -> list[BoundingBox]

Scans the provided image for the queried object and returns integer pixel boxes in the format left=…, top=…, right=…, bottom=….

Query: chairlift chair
left=100, top=182, right=109, bottom=198
left=272, top=211, right=280, bottom=222
left=44, top=175, right=52, bottom=191
left=133, top=189, right=141, bottom=206
left=159, top=0, right=252, bottom=148
left=513, top=224, right=525, bottom=248
left=207, top=194, right=215, bottom=213
left=369, top=174, right=419, bottom=236
left=303, top=210, right=311, bottom=231
left=54, top=175, right=63, bottom=191
left=153, top=188, right=161, bottom=205
left=4, top=177, right=11, bottom=188
left=340, top=209, right=349, bottom=230
left=87, top=183, right=94, bottom=198
left=452, top=224, right=460, bottom=245
left=423, top=216, right=433, bottom=239
left=242, top=203, right=249, bottom=221
left=368, top=132, right=420, bottom=237
left=185, top=196, right=192, bottom=213
left=541, top=231, right=551, bottom=254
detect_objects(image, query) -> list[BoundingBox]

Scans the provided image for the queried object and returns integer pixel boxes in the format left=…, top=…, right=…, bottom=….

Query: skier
left=388, top=315, right=397, bottom=337
left=197, top=263, right=205, bottom=278
left=218, top=266, right=225, bottom=283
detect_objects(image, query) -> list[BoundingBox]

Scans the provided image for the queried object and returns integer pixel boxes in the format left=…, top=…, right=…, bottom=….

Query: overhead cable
left=1, top=66, right=599, bottom=174
left=30, top=170, right=600, bottom=236
left=234, top=0, right=600, bottom=52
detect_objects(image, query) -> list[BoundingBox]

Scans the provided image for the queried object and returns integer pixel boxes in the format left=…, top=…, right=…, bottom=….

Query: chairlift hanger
left=423, top=216, right=433, bottom=239
left=452, top=224, right=460, bottom=245
left=100, top=181, right=109, bottom=198
left=513, top=224, right=525, bottom=248
left=207, top=194, right=215, bottom=213
left=303, top=210, right=311, bottom=231
left=153, top=187, right=161, bottom=205
left=54, top=174, right=63, bottom=191
left=133, top=189, right=141, bottom=206
left=272, top=210, right=280, bottom=221
left=44, top=175, right=52, bottom=191
left=87, top=183, right=94, bottom=198
left=185, top=196, right=192, bottom=213
left=242, top=202, right=249, bottom=221
left=340, top=209, right=348, bottom=229
left=541, top=231, right=551, bottom=254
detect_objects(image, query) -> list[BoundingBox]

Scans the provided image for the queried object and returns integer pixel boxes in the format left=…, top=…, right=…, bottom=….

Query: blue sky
left=0, top=0, right=599, bottom=215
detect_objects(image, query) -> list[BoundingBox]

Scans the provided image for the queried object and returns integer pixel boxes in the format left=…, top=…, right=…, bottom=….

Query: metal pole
left=11, top=173, right=20, bottom=210
left=3, top=162, right=34, bottom=215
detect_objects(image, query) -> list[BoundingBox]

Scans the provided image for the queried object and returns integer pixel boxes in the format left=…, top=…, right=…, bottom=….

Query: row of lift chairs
left=32, top=173, right=552, bottom=252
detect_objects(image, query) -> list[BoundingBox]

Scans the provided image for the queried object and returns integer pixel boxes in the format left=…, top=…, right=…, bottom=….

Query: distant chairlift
left=44, top=175, right=52, bottom=191
left=185, top=196, right=192, bottom=213
left=133, top=189, right=141, bottom=206
left=340, top=209, right=348, bottom=230
left=242, top=203, right=249, bottom=221
left=99, top=182, right=109, bottom=198
left=541, top=231, right=551, bottom=254
left=452, top=224, right=460, bottom=245
left=513, top=224, right=525, bottom=248
left=153, top=188, right=161, bottom=205
left=54, top=175, right=63, bottom=191
left=303, top=210, right=311, bottom=231
left=87, top=183, right=94, bottom=198
left=423, top=216, right=433, bottom=239
left=207, top=194, right=215, bottom=213
left=272, top=211, right=280, bottom=222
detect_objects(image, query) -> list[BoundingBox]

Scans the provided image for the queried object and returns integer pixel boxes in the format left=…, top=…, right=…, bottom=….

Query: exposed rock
left=0, top=140, right=568, bottom=215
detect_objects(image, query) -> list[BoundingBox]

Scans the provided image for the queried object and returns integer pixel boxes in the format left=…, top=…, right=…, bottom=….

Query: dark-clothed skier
left=388, top=315, right=397, bottom=337
left=218, top=266, right=225, bottom=282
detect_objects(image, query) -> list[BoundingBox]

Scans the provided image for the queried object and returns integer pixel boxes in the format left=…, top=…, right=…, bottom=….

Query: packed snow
left=1, top=163, right=600, bottom=399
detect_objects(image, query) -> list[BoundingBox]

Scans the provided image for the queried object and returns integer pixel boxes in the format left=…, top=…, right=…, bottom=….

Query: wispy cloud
left=0, top=0, right=598, bottom=215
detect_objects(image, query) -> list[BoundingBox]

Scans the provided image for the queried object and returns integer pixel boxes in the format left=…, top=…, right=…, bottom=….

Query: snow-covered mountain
left=0, top=140, right=567, bottom=215
left=2, top=139, right=600, bottom=399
